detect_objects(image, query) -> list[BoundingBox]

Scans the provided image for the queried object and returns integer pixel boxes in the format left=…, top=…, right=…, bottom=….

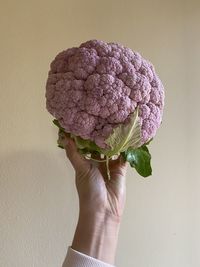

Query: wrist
left=71, top=211, right=121, bottom=265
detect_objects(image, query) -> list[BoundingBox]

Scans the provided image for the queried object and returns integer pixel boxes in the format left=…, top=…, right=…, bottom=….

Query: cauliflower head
left=46, top=40, right=164, bottom=151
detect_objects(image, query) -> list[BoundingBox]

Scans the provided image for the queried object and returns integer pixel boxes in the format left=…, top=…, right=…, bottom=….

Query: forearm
left=71, top=211, right=121, bottom=265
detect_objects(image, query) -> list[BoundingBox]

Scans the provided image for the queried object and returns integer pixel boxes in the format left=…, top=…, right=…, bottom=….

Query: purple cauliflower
left=45, top=40, right=164, bottom=150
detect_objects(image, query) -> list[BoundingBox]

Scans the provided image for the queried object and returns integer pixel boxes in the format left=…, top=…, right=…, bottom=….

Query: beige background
left=0, top=0, right=199, bottom=266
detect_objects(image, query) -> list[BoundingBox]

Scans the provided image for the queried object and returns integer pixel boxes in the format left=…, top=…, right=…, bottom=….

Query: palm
left=75, top=155, right=128, bottom=218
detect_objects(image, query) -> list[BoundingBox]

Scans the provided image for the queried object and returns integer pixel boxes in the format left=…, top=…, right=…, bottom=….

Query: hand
left=60, top=133, right=128, bottom=264
left=61, top=133, right=128, bottom=220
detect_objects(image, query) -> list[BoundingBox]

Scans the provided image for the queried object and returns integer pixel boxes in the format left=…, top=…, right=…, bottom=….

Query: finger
left=90, top=152, right=109, bottom=181
left=108, top=154, right=128, bottom=179
left=109, top=154, right=128, bottom=169
left=90, top=151, right=103, bottom=164
left=119, top=154, right=128, bottom=170
left=62, top=134, right=91, bottom=174
left=90, top=153, right=128, bottom=179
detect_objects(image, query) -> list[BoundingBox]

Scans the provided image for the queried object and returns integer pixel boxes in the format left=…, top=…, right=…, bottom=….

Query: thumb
left=61, top=134, right=91, bottom=174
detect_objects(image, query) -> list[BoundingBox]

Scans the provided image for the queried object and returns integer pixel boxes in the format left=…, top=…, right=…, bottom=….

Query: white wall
left=185, top=1, right=200, bottom=266
left=0, top=1, right=199, bottom=266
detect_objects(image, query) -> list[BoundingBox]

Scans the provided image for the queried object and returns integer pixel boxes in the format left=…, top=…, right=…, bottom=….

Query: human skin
left=60, top=132, right=128, bottom=265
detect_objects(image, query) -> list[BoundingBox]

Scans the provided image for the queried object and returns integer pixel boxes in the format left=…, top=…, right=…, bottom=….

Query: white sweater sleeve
left=62, top=246, right=115, bottom=267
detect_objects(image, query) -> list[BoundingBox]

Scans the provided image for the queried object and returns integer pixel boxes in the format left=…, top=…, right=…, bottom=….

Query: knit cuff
left=62, top=246, right=115, bottom=267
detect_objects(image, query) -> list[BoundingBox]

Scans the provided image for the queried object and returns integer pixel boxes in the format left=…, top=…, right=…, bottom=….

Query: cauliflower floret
left=46, top=39, right=165, bottom=148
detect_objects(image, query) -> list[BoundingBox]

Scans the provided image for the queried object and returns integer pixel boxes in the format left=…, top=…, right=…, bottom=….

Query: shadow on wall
left=0, top=150, right=76, bottom=265
left=0, top=149, right=73, bottom=202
